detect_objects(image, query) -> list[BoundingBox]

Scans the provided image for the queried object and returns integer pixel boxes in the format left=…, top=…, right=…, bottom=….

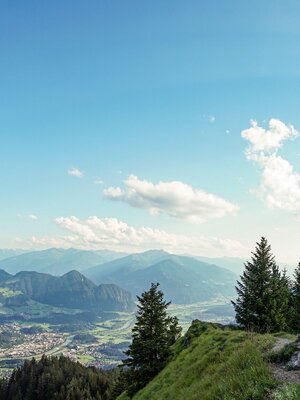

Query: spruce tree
left=232, top=237, right=278, bottom=333
left=122, top=282, right=181, bottom=397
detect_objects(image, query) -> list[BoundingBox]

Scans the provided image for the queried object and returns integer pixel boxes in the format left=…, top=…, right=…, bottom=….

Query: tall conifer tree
left=232, top=237, right=277, bottom=332
left=122, top=282, right=181, bottom=397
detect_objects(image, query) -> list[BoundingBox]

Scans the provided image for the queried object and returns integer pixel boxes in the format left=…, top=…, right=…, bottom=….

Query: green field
left=0, top=287, right=22, bottom=298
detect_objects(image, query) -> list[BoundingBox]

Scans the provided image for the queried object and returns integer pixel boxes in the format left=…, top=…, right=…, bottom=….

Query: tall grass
left=273, top=384, right=300, bottom=400
left=128, top=322, right=275, bottom=400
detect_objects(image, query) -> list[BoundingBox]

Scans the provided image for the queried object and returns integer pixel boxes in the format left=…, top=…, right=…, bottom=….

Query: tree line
left=232, top=236, right=300, bottom=333
left=0, top=354, right=119, bottom=400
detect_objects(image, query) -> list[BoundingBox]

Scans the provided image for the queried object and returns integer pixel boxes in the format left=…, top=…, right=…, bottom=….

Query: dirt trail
left=271, top=337, right=292, bottom=353
left=269, top=337, right=300, bottom=387
left=270, top=363, right=300, bottom=384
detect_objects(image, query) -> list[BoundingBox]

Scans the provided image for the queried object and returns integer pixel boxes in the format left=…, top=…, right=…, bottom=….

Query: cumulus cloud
left=103, top=175, right=239, bottom=223
left=16, top=216, right=244, bottom=257
left=68, top=168, right=84, bottom=178
left=242, top=119, right=300, bottom=218
left=242, top=119, right=298, bottom=154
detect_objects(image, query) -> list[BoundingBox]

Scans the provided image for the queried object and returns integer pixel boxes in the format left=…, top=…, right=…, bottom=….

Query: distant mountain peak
left=85, top=250, right=237, bottom=304
left=141, top=249, right=169, bottom=255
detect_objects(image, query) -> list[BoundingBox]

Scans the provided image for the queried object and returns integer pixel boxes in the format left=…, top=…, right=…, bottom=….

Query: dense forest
left=0, top=355, right=118, bottom=400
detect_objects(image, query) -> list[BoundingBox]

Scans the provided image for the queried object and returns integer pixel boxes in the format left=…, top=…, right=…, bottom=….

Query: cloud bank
left=15, top=216, right=244, bottom=258
left=103, top=175, right=239, bottom=223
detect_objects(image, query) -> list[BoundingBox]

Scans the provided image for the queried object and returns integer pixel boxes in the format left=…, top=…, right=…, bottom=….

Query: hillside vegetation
left=118, top=320, right=276, bottom=400
left=115, top=238, right=300, bottom=400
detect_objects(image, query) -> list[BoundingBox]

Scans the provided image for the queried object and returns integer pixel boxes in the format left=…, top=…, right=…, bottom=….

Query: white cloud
left=68, top=168, right=84, bottom=178
left=241, top=119, right=298, bottom=154
left=103, top=175, right=239, bottom=223
left=16, top=216, right=245, bottom=258
left=242, top=119, right=300, bottom=219
left=105, top=186, right=123, bottom=198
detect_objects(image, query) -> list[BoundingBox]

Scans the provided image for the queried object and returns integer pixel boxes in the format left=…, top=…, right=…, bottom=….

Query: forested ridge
left=0, top=355, right=118, bottom=400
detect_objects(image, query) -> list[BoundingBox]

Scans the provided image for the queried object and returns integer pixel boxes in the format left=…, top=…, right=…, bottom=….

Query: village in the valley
left=0, top=322, right=129, bottom=377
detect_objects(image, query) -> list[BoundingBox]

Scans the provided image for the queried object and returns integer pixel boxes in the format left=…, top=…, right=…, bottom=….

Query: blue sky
left=1, top=0, right=300, bottom=263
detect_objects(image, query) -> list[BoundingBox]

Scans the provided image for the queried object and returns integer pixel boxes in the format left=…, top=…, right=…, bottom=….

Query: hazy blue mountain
left=193, top=255, right=246, bottom=275
left=0, top=248, right=127, bottom=275
left=194, top=255, right=295, bottom=277
left=86, top=249, right=172, bottom=278
left=0, top=268, right=11, bottom=281
left=0, top=270, right=134, bottom=312
left=85, top=250, right=238, bottom=304
left=94, top=249, right=128, bottom=261
left=0, top=249, right=29, bottom=262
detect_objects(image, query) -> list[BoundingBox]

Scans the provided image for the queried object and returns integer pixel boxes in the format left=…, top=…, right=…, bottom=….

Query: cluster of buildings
left=0, top=323, right=126, bottom=373
left=0, top=325, right=64, bottom=359
left=62, top=343, right=122, bottom=370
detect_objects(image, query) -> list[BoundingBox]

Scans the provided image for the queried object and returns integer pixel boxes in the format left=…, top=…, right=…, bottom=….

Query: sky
left=1, top=0, right=300, bottom=264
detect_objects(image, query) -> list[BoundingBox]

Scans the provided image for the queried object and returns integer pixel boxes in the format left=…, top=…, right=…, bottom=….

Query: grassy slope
left=119, top=321, right=276, bottom=400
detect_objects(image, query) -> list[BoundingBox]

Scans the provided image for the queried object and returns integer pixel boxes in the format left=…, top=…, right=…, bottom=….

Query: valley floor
left=0, top=297, right=234, bottom=378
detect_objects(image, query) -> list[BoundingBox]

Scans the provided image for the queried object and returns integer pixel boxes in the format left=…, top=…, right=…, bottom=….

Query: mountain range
left=85, top=250, right=238, bottom=303
left=0, top=249, right=29, bottom=262
left=0, top=269, right=134, bottom=313
left=0, top=248, right=127, bottom=275
left=0, top=249, right=240, bottom=304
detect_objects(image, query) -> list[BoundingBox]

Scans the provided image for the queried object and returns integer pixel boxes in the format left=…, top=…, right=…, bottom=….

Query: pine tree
left=122, top=282, right=181, bottom=397
left=232, top=237, right=278, bottom=333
